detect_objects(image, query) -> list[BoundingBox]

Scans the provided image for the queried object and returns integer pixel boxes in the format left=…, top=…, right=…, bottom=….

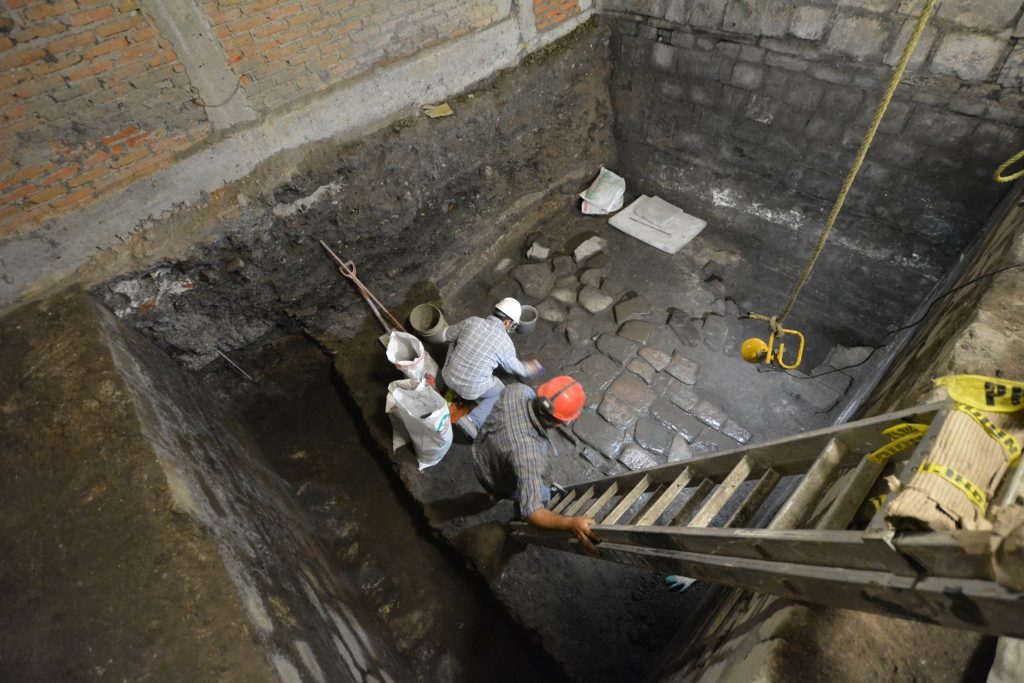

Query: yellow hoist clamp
left=741, top=313, right=805, bottom=370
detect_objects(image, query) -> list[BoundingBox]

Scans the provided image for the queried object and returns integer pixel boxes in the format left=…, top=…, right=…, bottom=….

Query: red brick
left=147, top=49, right=176, bottom=67
left=68, top=7, right=116, bottom=27
left=130, top=26, right=158, bottom=42
left=124, top=130, right=151, bottom=148
left=83, top=149, right=110, bottom=167
left=0, top=48, right=47, bottom=71
left=65, top=59, right=112, bottom=81
left=10, top=162, right=54, bottom=184
left=109, top=147, right=149, bottom=168
left=12, top=22, right=67, bottom=42
left=29, top=52, right=83, bottom=76
left=0, top=36, right=14, bottom=52
left=251, top=19, right=286, bottom=38
left=68, top=165, right=110, bottom=187
left=1, top=184, right=40, bottom=203
left=83, top=36, right=128, bottom=60
left=267, top=3, right=302, bottom=20
left=51, top=186, right=96, bottom=208
left=96, top=17, right=142, bottom=38
left=40, top=163, right=80, bottom=186
left=25, top=0, right=78, bottom=21
left=28, top=184, right=67, bottom=204
left=227, top=15, right=264, bottom=33
left=101, top=125, right=139, bottom=146
left=48, top=32, right=98, bottom=55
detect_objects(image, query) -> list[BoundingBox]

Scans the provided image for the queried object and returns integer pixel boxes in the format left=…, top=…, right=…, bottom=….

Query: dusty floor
left=203, top=335, right=564, bottom=682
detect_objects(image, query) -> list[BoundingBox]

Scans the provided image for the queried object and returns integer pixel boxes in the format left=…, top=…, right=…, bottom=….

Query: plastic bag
left=386, top=330, right=439, bottom=382
left=385, top=379, right=452, bottom=470
left=579, top=166, right=625, bottom=215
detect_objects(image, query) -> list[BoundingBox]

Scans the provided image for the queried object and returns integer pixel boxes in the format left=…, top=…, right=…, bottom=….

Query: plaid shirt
left=441, top=315, right=529, bottom=399
left=473, top=384, right=551, bottom=519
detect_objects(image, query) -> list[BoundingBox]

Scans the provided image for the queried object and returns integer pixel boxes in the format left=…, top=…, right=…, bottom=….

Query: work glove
left=665, top=575, right=696, bottom=592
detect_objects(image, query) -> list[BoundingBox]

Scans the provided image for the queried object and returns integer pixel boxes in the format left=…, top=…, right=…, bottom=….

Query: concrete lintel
left=0, top=18, right=532, bottom=312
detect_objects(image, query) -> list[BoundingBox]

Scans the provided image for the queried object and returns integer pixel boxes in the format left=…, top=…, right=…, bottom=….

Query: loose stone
left=627, top=357, right=655, bottom=384
left=536, top=298, right=567, bottom=323
left=596, top=333, right=639, bottom=364
left=579, top=269, right=604, bottom=288
left=618, top=320, right=655, bottom=344
left=614, top=294, right=652, bottom=324
left=510, top=263, right=555, bottom=300
left=573, top=236, right=608, bottom=262
left=579, top=286, right=614, bottom=314
left=573, top=411, right=624, bottom=459
left=634, top=417, right=671, bottom=455
left=619, top=445, right=660, bottom=471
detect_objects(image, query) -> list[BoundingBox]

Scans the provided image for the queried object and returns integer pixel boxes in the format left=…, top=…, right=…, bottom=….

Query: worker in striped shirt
left=442, top=297, right=542, bottom=439
left=473, top=377, right=599, bottom=554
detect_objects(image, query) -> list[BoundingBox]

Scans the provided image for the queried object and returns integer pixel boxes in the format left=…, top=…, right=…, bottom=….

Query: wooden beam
left=564, top=486, right=595, bottom=516
left=601, top=475, right=651, bottom=525
left=582, top=482, right=618, bottom=519
left=636, top=468, right=694, bottom=526
left=690, top=456, right=754, bottom=528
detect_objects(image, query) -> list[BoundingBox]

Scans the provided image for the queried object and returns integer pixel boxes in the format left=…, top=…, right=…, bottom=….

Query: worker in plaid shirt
left=473, top=377, right=598, bottom=553
left=442, top=297, right=542, bottom=439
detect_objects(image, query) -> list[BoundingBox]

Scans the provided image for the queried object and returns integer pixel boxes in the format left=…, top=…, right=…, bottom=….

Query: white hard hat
left=494, top=297, right=522, bottom=325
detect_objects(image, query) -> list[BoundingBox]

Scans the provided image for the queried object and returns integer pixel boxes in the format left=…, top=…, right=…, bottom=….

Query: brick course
left=535, top=0, right=581, bottom=32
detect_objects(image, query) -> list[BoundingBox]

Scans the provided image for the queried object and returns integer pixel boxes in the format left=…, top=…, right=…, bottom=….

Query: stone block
left=723, top=0, right=764, bottom=35
left=667, top=435, right=693, bottom=462
left=695, top=428, right=742, bottom=452
left=635, top=417, right=672, bottom=454
left=826, top=13, right=890, bottom=61
left=573, top=411, right=624, bottom=459
left=740, top=45, right=766, bottom=63
left=510, top=263, right=554, bottom=300
left=608, top=373, right=657, bottom=411
left=599, top=393, right=641, bottom=428
left=840, top=0, right=896, bottom=11
left=731, top=62, right=764, bottom=90
left=665, top=352, right=698, bottom=385
left=932, top=31, right=1006, bottom=82
left=571, top=353, right=620, bottom=400
left=667, top=308, right=702, bottom=346
left=618, top=320, right=655, bottom=344
left=722, top=420, right=752, bottom=445
left=596, top=333, right=640, bottom=364
left=526, top=241, right=550, bottom=261
left=780, top=373, right=841, bottom=411
left=619, top=445, right=660, bottom=471
left=650, top=398, right=704, bottom=441
left=691, top=399, right=729, bottom=430
left=683, top=0, right=726, bottom=30
left=789, top=5, right=830, bottom=41
left=659, top=376, right=700, bottom=411
left=884, top=20, right=936, bottom=70
left=689, top=435, right=720, bottom=456
left=701, top=314, right=730, bottom=350
left=906, top=109, right=978, bottom=145
left=579, top=286, right=614, bottom=314
left=639, top=345, right=672, bottom=371
left=579, top=268, right=603, bottom=288
left=688, top=79, right=723, bottom=107
left=536, top=298, right=567, bottom=323
left=551, top=287, right=577, bottom=306
left=744, top=94, right=778, bottom=124
left=627, top=357, right=656, bottom=384
left=580, top=447, right=606, bottom=468
left=552, top=255, right=574, bottom=278
left=760, top=0, right=792, bottom=38
left=573, top=236, right=608, bottom=263
left=614, top=294, right=652, bottom=323
left=652, top=42, right=677, bottom=71
left=936, top=0, right=1021, bottom=31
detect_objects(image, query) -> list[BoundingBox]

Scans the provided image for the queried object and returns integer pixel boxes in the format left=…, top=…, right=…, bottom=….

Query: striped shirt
left=473, top=384, right=551, bottom=519
left=441, top=315, right=529, bottom=399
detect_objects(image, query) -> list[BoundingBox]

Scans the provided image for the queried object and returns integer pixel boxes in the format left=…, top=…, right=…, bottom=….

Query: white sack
left=580, top=166, right=625, bottom=215
left=386, top=330, right=439, bottom=382
left=385, top=379, right=452, bottom=471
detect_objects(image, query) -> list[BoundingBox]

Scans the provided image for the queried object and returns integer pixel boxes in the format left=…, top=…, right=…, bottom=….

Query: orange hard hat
left=536, top=376, right=586, bottom=422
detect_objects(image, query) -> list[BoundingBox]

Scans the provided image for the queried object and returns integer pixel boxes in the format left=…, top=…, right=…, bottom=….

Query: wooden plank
left=551, top=489, right=577, bottom=515
left=690, top=456, right=755, bottom=528
left=601, top=475, right=651, bottom=525
left=816, top=457, right=885, bottom=531
left=671, top=479, right=714, bottom=526
left=548, top=492, right=564, bottom=510
left=509, top=525, right=998, bottom=579
left=770, top=438, right=847, bottom=530
left=545, top=403, right=944, bottom=495
left=725, top=468, right=781, bottom=529
left=582, top=482, right=619, bottom=519
left=636, top=468, right=694, bottom=526
left=564, top=486, right=595, bottom=516
left=592, top=543, right=1024, bottom=638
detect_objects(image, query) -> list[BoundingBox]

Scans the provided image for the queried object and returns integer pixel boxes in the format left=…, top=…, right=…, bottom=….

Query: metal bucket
left=517, top=304, right=538, bottom=335
left=409, top=303, right=448, bottom=344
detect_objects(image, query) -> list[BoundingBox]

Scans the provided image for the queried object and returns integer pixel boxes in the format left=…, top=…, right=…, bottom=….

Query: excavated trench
left=86, top=17, right=1015, bottom=683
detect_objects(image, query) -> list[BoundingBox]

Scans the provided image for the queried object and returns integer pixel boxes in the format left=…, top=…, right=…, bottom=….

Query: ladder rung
left=564, top=486, right=596, bottom=516
left=689, top=455, right=755, bottom=527
left=770, top=438, right=847, bottom=530
left=601, top=475, right=652, bottom=525
left=549, top=492, right=564, bottom=510
left=724, top=468, right=781, bottom=528
left=636, top=468, right=694, bottom=526
left=551, top=489, right=577, bottom=514
left=816, top=459, right=885, bottom=530
left=671, top=479, right=714, bottom=525
left=583, top=482, right=619, bottom=519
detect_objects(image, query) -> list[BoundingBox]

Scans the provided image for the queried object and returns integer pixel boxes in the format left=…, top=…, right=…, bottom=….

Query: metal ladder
left=511, top=401, right=1024, bottom=637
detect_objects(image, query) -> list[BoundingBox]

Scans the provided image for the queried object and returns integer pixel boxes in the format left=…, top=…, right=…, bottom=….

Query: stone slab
left=722, top=419, right=752, bottom=445
left=573, top=236, right=608, bottom=262
left=573, top=411, right=624, bottom=459
left=607, top=373, right=657, bottom=411
left=552, top=255, right=574, bottom=278
left=619, top=445, right=660, bottom=471
left=665, top=352, right=698, bottom=385
left=614, top=294, right=652, bottom=324
left=627, top=357, right=656, bottom=384
left=666, top=436, right=693, bottom=463
left=691, top=399, right=729, bottom=430
left=536, top=298, right=567, bottom=323
left=579, top=269, right=604, bottom=287
left=551, top=287, right=578, bottom=305
left=649, top=399, right=704, bottom=442
left=634, top=417, right=671, bottom=455
left=579, top=286, right=614, bottom=313
left=618, top=320, right=655, bottom=344
left=596, top=333, right=640, bottom=365
left=638, top=345, right=671, bottom=372
left=510, top=263, right=555, bottom=300
left=598, top=393, right=641, bottom=428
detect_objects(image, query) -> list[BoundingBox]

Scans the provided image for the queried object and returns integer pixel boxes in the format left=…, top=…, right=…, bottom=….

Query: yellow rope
left=994, top=149, right=1024, bottom=183
left=776, top=0, right=939, bottom=323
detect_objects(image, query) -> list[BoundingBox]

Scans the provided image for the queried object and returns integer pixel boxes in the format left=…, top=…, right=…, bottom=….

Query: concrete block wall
left=599, top=0, right=1024, bottom=341
left=0, top=0, right=594, bottom=310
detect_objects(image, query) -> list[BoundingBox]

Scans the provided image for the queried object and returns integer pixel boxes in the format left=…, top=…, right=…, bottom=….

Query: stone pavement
left=453, top=214, right=874, bottom=480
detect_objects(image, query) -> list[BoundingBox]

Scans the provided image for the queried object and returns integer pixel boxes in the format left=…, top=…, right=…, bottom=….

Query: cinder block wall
left=0, top=0, right=591, bottom=308
left=599, top=0, right=1024, bottom=341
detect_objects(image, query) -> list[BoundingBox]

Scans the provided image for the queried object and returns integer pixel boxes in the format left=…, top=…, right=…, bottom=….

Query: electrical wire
left=786, top=263, right=1024, bottom=380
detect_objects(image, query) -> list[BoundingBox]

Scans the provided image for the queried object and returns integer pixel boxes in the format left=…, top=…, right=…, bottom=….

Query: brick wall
left=601, top=0, right=1024, bottom=341
left=535, top=0, right=581, bottom=32
left=0, top=1, right=209, bottom=238
left=0, top=0, right=506, bottom=241
left=207, top=0, right=502, bottom=112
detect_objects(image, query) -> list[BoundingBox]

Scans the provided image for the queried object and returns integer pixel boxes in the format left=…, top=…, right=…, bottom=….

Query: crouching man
left=472, top=376, right=599, bottom=554
left=441, top=297, right=542, bottom=439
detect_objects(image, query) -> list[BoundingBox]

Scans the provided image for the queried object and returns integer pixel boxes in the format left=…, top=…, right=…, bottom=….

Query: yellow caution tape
left=869, top=493, right=887, bottom=511
left=882, top=423, right=929, bottom=440
left=935, top=375, right=1024, bottom=413
left=867, top=430, right=925, bottom=464
left=916, top=462, right=988, bottom=512
left=953, top=404, right=1022, bottom=468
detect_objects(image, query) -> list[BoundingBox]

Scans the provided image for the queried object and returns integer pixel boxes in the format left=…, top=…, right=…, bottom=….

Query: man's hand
left=524, top=359, right=544, bottom=379
left=526, top=507, right=600, bottom=556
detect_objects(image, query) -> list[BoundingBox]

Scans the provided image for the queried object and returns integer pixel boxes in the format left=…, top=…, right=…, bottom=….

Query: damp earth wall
left=599, top=0, right=1024, bottom=342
